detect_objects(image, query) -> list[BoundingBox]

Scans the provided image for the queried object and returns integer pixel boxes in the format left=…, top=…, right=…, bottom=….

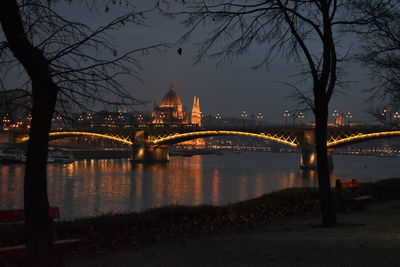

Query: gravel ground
left=67, top=200, right=400, bottom=267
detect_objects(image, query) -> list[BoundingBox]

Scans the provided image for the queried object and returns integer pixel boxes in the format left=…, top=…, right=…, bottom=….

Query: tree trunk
left=24, top=84, right=58, bottom=266
left=0, top=0, right=59, bottom=265
left=314, top=96, right=337, bottom=227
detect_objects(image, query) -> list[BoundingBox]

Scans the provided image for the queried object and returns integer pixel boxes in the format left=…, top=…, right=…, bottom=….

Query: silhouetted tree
left=0, top=1, right=164, bottom=265
left=350, top=0, right=400, bottom=124
left=163, top=0, right=376, bottom=227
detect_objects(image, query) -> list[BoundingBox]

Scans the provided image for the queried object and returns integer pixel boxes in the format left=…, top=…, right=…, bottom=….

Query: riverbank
left=66, top=178, right=400, bottom=266
left=2, top=178, right=400, bottom=266
left=67, top=198, right=400, bottom=267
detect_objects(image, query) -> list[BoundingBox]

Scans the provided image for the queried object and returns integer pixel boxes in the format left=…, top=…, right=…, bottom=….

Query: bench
left=335, top=179, right=372, bottom=212
left=0, top=207, right=81, bottom=255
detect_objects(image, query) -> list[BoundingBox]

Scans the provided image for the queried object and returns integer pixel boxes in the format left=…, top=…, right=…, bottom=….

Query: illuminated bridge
left=15, top=126, right=400, bottom=168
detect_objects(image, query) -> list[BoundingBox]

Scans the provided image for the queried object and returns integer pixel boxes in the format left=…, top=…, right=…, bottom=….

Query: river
left=0, top=152, right=398, bottom=220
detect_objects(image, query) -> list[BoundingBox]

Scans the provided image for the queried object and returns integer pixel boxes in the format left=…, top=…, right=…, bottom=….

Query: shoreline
left=67, top=198, right=400, bottom=266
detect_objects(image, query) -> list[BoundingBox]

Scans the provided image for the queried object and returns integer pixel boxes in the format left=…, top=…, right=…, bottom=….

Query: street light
left=241, top=110, right=248, bottom=128
left=345, top=111, right=352, bottom=126
left=137, top=114, right=144, bottom=125
left=283, top=110, right=290, bottom=127
left=2, top=114, right=11, bottom=130
left=257, top=112, right=264, bottom=126
left=298, top=112, right=304, bottom=126
left=381, top=108, right=389, bottom=125
left=332, top=109, right=339, bottom=125
left=381, top=108, right=395, bottom=126
left=393, top=112, right=400, bottom=126
left=26, top=114, right=32, bottom=129
left=215, top=113, right=222, bottom=126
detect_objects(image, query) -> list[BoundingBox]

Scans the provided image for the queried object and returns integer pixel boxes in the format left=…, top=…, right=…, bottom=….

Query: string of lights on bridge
left=15, top=130, right=400, bottom=150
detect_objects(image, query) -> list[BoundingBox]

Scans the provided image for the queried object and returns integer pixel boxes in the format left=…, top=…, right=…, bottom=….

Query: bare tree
left=162, top=0, right=375, bottom=227
left=350, top=0, right=400, bottom=115
left=365, top=105, right=399, bottom=127
left=0, top=0, right=165, bottom=265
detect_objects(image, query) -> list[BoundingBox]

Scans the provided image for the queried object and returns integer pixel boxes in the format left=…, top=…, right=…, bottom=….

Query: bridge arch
left=327, top=131, right=400, bottom=148
left=149, top=130, right=299, bottom=148
left=17, top=131, right=133, bottom=145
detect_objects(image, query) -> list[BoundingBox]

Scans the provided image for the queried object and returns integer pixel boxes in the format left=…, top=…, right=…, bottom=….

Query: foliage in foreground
left=60, top=187, right=320, bottom=249
left=0, top=188, right=319, bottom=250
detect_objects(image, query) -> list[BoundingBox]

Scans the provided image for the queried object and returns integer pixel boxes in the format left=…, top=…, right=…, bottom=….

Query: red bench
left=335, top=179, right=372, bottom=212
left=0, top=207, right=60, bottom=223
left=0, top=207, right=81, bottom=255
left=340, top=180, right=360, bottom=189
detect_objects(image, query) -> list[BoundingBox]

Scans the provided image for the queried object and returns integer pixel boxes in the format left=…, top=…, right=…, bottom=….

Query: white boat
left=0, top=148, right=26, bottom=164
left=47, top=150, right=75, bottom=163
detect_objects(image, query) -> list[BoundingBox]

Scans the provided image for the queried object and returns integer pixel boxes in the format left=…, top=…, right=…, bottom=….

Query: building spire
left=169, top=81, right=175, bottom=91
left=191, top=96, right=201, bottom=126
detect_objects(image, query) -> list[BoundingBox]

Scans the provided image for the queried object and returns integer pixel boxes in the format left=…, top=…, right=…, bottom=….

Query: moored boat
left=47, top=149, right=75, bottom=163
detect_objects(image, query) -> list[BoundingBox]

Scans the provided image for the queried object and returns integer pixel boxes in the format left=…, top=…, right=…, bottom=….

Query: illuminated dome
left=150, top=82, right=200, bottom=125
left=160, top=84, right=182, bottom=108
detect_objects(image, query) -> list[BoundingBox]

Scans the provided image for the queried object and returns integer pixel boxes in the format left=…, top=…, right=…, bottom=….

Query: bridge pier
left=299, top=130, right=333, bottom=170
left=131, top=130, right=169, bottom=163
left=131, top=146, right=169, bottom=163
left=300, top=148, right=333, bottom=170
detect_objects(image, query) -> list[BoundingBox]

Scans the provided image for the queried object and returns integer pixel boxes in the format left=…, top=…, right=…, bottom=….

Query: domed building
left=160, top=89, right=183, bottom=109
left=151, top=83, right=201, bottom=126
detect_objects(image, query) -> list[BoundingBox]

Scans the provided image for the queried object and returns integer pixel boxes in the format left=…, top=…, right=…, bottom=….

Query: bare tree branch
left=348, top=0, right=400, bottom=112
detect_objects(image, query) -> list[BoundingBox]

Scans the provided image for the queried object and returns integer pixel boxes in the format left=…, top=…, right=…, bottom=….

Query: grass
left=358, top=178, right=400, bottom=200
left=54, top=187, right=321, bottom=251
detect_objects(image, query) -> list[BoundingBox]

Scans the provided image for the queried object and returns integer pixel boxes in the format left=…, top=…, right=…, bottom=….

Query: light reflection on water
left=0, top=152, right=398, bottom=220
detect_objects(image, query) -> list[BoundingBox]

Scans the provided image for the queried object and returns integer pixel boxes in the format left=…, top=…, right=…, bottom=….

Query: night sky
left=34, top=2, right=379, bottom=123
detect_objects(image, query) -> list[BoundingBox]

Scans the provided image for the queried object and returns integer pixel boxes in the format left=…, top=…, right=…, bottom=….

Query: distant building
left=191, top=96, right=201, bottom=126
left=72, top=110, right=136, bottom=129
left=0, top=89, right=31, bottom=130
left=0, top=89, right=74, bottom=130
left=150, top=83, right=201, bottom=126
left=335, top=114, right=344, bottom=126
left=147, top=83, right=204, bottom=148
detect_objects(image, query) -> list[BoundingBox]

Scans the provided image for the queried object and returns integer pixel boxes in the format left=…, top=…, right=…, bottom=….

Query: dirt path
left=67, top=200, right=400, bottom=267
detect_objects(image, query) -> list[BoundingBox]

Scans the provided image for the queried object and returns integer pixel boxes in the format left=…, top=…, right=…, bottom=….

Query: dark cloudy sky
left=59, top=2, right=375, bottom=124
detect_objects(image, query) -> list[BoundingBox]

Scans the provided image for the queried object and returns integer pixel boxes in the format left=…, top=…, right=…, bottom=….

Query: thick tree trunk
left=0, top=0, right=59, bottom=265
left=314, top=96, right=337, bottom=227
left=24, top=85, right=58, bottom=266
